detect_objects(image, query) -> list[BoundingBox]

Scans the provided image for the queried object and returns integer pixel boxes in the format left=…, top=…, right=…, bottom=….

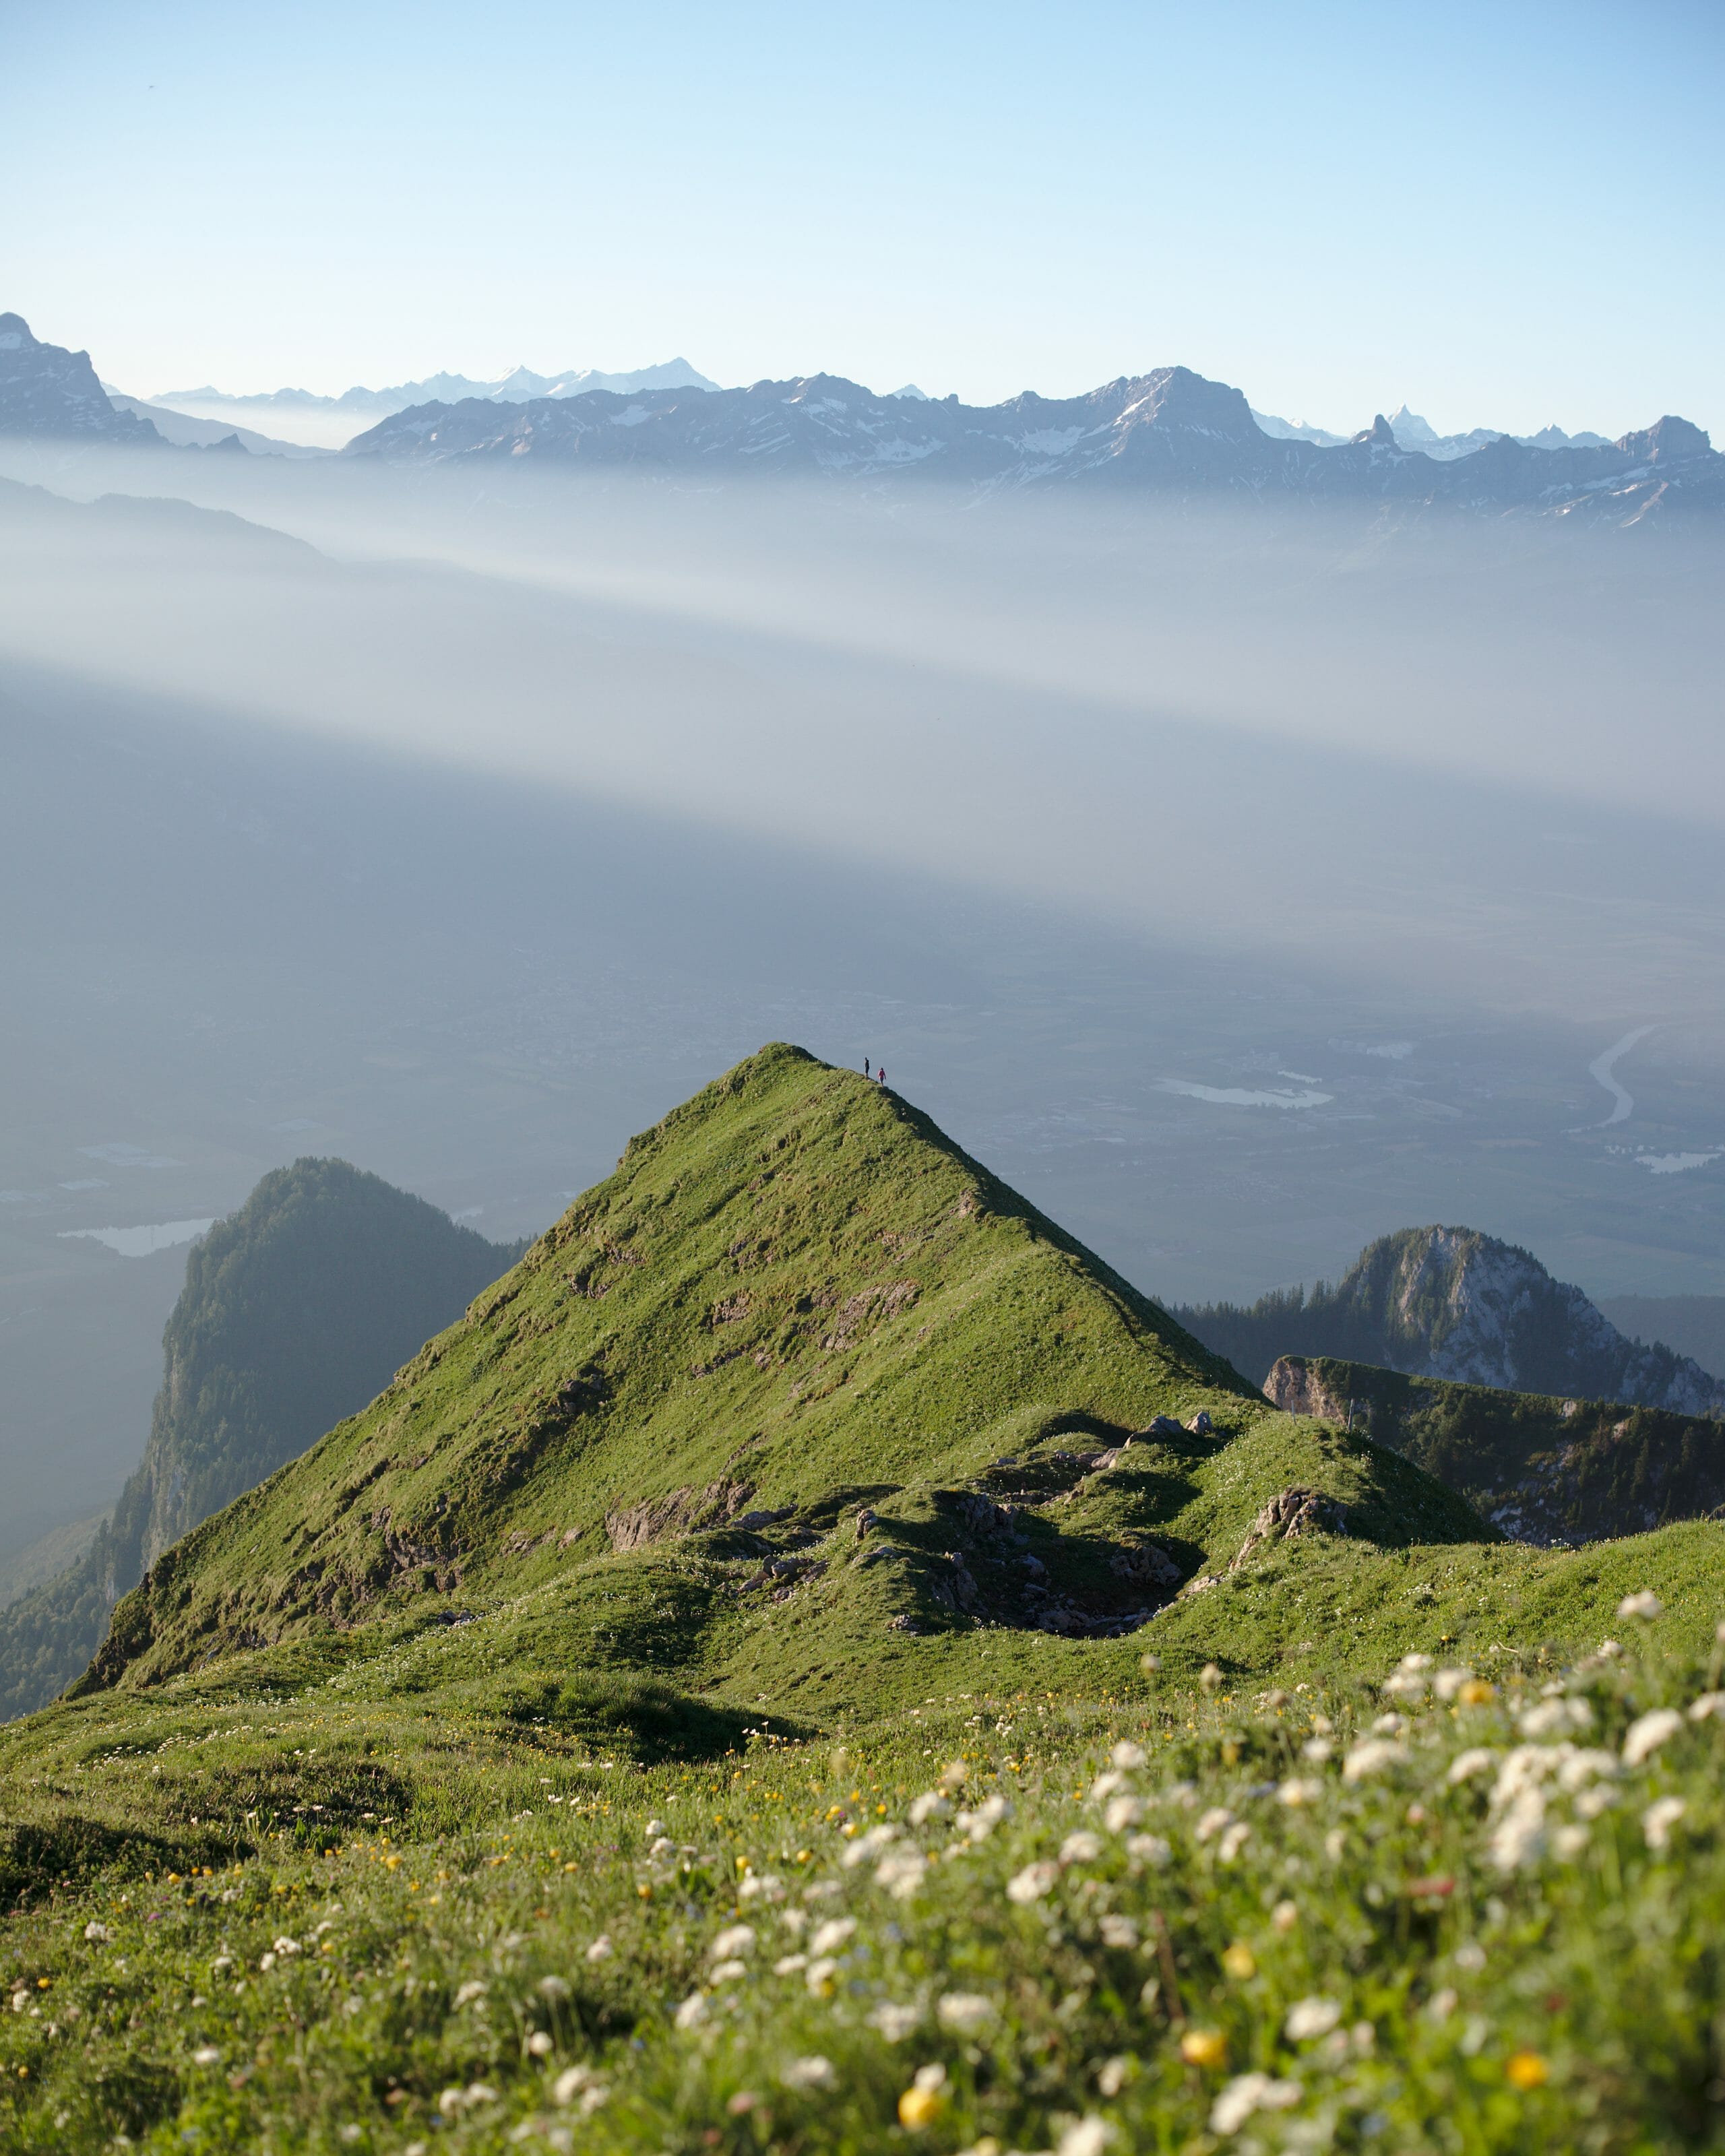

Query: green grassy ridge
left=76, top=1046, right=1276, bottom=1697
left=1277, top=1354, right=1725, bottom=1546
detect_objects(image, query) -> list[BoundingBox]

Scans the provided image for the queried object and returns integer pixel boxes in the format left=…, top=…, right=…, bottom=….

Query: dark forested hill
left=0, top=1159, right=521, bottom=1720
left=1267, top=1352, right=1725, bottom=1545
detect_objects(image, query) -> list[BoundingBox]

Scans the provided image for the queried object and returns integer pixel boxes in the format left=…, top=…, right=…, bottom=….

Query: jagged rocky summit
left=342, top=363, right=1724, bottom=524
left=1180, top=1224, right=1725, bottom=1418
left=0, top=314, right=160, bottom=443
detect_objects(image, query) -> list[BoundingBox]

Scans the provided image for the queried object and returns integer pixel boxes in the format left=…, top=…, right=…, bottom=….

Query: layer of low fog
left=1, top=441, right=1722, bottom=1548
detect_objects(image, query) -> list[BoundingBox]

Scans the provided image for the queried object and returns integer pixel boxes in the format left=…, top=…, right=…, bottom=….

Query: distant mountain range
left=3, top=311, right=1718, bottom=524
left=1177, top=1225, right=1725, bottom=1414
left=344, top=365, right=1722, bottom=523
left=154, top=356, right=720, bottom=418
left=1251, top=402, right=1613, bottom=457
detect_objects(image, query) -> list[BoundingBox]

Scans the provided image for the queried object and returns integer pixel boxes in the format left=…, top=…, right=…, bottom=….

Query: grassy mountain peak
left=75, top=1046, right=1483, bottom=1704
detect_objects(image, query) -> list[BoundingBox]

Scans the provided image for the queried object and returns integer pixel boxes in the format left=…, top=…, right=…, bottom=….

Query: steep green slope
left=0, top=1160, right=522, bottom=1722
left=77, top=1048, right=1490, bottom=1699
left=1269, top=1352, right=1725, bottom=1546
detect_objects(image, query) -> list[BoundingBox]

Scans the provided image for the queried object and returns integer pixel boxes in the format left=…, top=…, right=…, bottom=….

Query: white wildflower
left=1090, top=1771, right=1127, bottom=1803
left=876, top=1848, right=927, bottom=1899
left=908, top=1792, right=951, bottom=1826
left=1098, top=1914, right=1139, bottom=1948
left=538, top=1975, right=571, bottom=2001
left=1125, top=1833, right=1172, bottom=1866
left=1381, top=1672, right=1427, bottom=1704
left=842, top=1824, right=898, bottom=1869
left=1644, top=1796, right=1688, bottom=1852
left=1284, top=1996, right=1342, bottom=2041
left=1556, top=1748, right=1619, bottom=1793
left=739, top=1872, right=785, bottom=1904
left=454, top=1980, right=487, bottom=2008
left=1433, top=1667, right=1474, bottom=1703
left=937, top=1992, right=997, bottom=2034
left=1552, top=1824, right=1591, bottom=1860
left=1426, top=1987, right=1457, bottom=2021
left=1519, top=1697, right=1592, bottom=1738
left=805, top=1957, right=840, bottom=1995
left=584, top=1934, right=613, bottom=1963
left=711, top=1925, right=757, bottom=1961
left=867, top=2001, right=922, bottom=2041
left=1096, top=2055, right=1132, bottom=2097
left=1623, top=1709, right=1685, bottom=1767
left=1575, top=1784, right=1619, bottom=1820
left=1688, top=1692, right=1725, bottom=1722
left=1110, top=1742, right=1148, bottom=1770
left=1007, top=1860, right=1061, bottom=1904
left=774, top=1954, right=807, bottom=1975
left=1056, top=2118, right=1115, bottom=2156
left=1491, top=1746, right=1563, bottom=1808
left=780, top=2056, right=838, bottom=2091
left=1453, top=1942, right=1486, bottom=1973
left=1278, top=1778, right=1323, bottom=1808
left=809, top=1918, right=855, bottom=1957
left=273, top=1937, right=301, bottom=1957
left=1060, top=1831, right=1102, bottom=1865
left=191, top=2046, right=220, bottom=2066
left=1104, top=1794, right=1145, bottom=1831
left=1371, top=1712, right=1408, bottom=1736
left=1343, top=1738, right=1407, bottom=1782
left=674, top=1994, right=708, bottom=2029
left=710, top=1959, right=748, bottom=1984
left=1195, top=1807, right=1236, bottom=1843
left=1300, top=1736, right=1334, bottom=1764
left=83, top=1922, right=111, bottom=1943
left=1217, top=1821, right=1252, bottom=1863
left=956, top=1795, right=1011, bottom=1841
left=1211, top=2072, right=1300, bottom=2135
left=258, top=1953, right=276, bottom=1972
left=1617, top=1591, right=1663, bottom=1620
left=1488, top=1787, right=1547, bottom=1872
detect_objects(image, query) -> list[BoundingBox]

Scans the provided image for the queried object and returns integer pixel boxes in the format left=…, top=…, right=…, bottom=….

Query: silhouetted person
left=863, top=1059, right=871, bottom=1077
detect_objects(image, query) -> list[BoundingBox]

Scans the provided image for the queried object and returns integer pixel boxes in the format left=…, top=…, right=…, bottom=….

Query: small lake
left=59, top=1219, right=215, bottom=1258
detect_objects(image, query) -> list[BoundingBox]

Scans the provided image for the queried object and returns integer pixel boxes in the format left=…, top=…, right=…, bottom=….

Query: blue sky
left=3, top=0, right=1720, bottom=433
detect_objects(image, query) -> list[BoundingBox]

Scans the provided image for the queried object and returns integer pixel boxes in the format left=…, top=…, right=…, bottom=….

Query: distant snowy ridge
left=155, top=356, right=721, bottom=418
left=339, top=364, right=1724, bottom=526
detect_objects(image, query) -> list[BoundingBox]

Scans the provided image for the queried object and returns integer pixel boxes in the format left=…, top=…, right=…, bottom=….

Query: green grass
left=7, top=1585, right=1725, bottom=2152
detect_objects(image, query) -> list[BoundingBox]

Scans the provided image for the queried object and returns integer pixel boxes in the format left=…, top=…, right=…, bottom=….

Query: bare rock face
left=1230, top=1486, right=1348, bottom=1570
left=0, top=314, right=159, bottom=442
left=1263, top=1356, right=1354, bottom=1422
left=604, top=1478, right=754, bottom=1552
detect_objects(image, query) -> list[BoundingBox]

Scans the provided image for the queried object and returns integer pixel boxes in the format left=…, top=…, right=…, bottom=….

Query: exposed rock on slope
left=0, top=1160, right=520, bottom=1721
left=0, top=314, right=159, bottom=442
left=1181, top=1226, right=1725, bottom=1416
left=1267, top=1352, right=1725, bottom=1546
